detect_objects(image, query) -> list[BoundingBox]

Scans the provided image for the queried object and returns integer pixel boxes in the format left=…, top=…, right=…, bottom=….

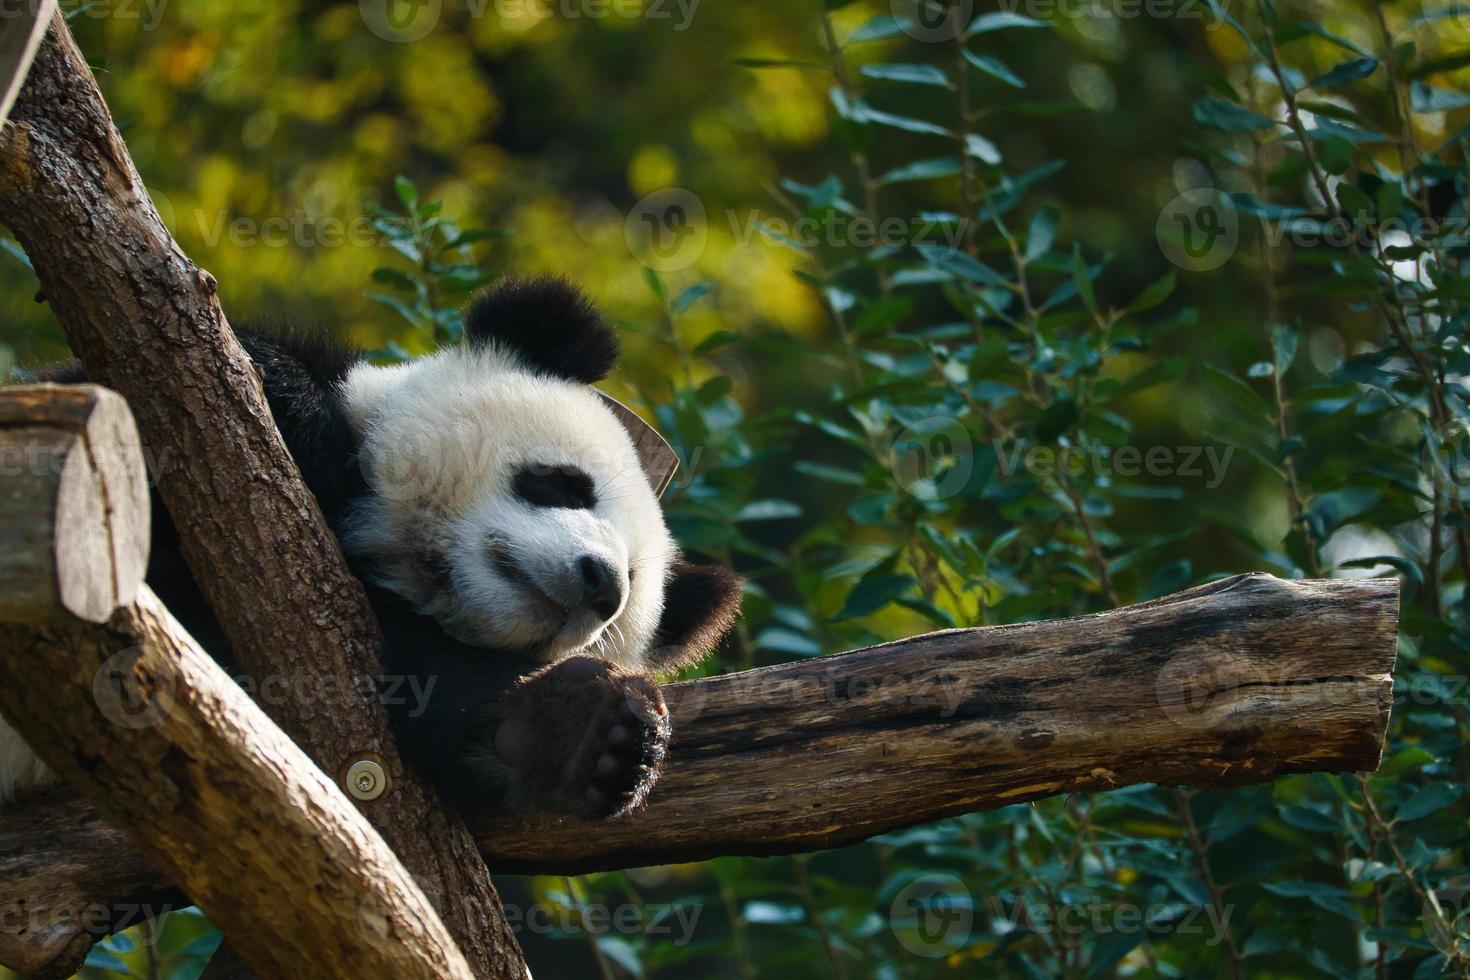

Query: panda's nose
left=577, top=555, right=623, bottom=621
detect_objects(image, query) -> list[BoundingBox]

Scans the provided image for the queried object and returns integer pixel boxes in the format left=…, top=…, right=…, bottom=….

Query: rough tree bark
left=0, top=13, right=525, bottom=978
left=1, top=571, right=1399, bottom=969
left=0, top=385, right=472, bottom=979
left=480, top=573, right=1399, bottom=871
left=0, top=783, right=173, bottom=978
left=0, top=590, right=480, bottom=980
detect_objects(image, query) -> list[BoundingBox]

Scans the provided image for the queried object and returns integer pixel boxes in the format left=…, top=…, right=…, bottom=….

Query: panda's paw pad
left=564, top=669, right=670, bottom=819
left=497, top=655, right=670, bottom=820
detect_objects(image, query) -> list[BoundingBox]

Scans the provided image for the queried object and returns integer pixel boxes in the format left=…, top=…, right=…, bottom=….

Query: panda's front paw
left=493, top=655, right=670, bottom=819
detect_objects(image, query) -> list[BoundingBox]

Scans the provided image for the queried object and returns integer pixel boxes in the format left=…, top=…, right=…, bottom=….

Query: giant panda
left=0, top=277, right=741, bottom=820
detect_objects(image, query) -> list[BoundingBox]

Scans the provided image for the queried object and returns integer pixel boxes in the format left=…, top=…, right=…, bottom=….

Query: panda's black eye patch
left=513, top=464, right=597, bottom=509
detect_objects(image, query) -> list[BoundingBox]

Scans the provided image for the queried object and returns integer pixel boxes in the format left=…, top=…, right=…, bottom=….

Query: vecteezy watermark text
left=358, top=0, right=698, bottom=43
left=727, top=209, right=968, bottom=253
left=502, top=899, right=703, bottom=943
left=1, top=901, right=188, bottom=938
left=997, top=441, right=1235, bottom=490
left=889, top=873, right=1235, bottom=958
left=662, top=665, right=972, bottom=723
left=1159, top=187, right=1470, bottom=273
left=0, top=0, right=169, bottom=32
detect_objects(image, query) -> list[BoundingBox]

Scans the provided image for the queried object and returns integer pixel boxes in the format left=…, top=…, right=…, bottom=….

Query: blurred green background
left=3, top=0, right=1470, bottom=977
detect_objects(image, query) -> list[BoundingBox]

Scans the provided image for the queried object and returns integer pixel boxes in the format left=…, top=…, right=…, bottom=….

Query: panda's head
left=337, top=278, right=738, bottom=669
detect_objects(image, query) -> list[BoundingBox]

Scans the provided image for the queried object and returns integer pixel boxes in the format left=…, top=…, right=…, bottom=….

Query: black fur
left=512, top=463, right=597, bottom=510
left=647, top=562, right=743, bottom=674
left=236, top=330, right=364, bottom=519
left=34, top=290, right=737, bottom=820
left=464, top=277, right=619, bottom=383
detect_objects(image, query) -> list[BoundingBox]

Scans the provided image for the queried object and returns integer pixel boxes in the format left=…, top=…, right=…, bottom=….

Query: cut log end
left=0, top=385, right=149, bottom=624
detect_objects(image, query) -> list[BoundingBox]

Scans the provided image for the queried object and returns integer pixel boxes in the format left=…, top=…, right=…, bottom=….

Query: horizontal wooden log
left=0, top=782, right=180, bottom=977
left=0, top=572, right=1399, bottom=966
left=0, top=588, right=473, bottom=980
left=478, top=573, right=1398, bottom=871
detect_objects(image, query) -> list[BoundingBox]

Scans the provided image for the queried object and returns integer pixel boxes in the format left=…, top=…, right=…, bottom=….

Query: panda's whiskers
left=630, top=549, right=678, bottom=570
left=592, top=464, right=634, bottom=497
left=589, top=489, right=644, bottom=506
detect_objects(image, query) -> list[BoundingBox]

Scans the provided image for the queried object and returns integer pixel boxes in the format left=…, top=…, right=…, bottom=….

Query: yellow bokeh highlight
left=628, top=146, right=680, bottom=197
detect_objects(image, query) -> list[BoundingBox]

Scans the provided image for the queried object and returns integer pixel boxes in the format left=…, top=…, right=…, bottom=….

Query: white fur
left=338, top=343, right=675, bottom=667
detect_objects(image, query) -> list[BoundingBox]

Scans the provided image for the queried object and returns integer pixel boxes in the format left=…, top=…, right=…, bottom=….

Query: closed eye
left=512, top=463, right=597, bottom=509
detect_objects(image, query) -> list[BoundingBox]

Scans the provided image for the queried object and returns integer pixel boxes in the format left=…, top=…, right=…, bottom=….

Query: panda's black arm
left=372, top=587, right=672, bottom=821
left=231, top=332, right=365, bottom=523
left=370, top=588, right=546, bottom=813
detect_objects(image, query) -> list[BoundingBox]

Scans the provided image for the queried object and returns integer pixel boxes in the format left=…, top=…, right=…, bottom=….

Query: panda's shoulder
left=236, top=320, right=361, bottom=393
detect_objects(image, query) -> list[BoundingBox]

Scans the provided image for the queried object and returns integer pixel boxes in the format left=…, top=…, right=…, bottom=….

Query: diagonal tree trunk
left=0, top=587, right=478, bottom=980
left=0, top=384, right=472, bottom=979
left=0, top=14, right=525, bottom=979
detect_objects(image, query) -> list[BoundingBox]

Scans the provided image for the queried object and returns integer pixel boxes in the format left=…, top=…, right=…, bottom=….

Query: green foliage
left=363, top=179, right=509, bottom=355
left=72, top=908, right=219, bottom=980
left=4, top=1, right=1470, bottom=978
left=519, top=3, right=1470, bottom=977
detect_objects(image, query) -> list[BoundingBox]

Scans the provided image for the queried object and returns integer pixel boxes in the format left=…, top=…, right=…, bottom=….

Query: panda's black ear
left=464, top=277, right=619, bottom=383
left=645, top=561, right=743, bottom=675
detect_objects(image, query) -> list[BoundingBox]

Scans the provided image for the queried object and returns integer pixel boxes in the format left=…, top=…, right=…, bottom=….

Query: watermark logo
left=890, top=873, right=973, bottom=957
left=891, top=0, right=973, bottom=43
left=1157, top=188, right=1239, bottom=272
left=359, top=0, right=441, bottom=42
left=1155, top=649, right=1263, bottom=729
left=1423, top=418, right=1470, bottom=489
left=889, top=417, right=975, bottom=502
left=93, top=647, right=176, bottom=730
left=1423, top=874, right=1470, bottom=959
left=625, top=188, right=707, bottom=272
left=658, top=667, right=709, bottom=723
